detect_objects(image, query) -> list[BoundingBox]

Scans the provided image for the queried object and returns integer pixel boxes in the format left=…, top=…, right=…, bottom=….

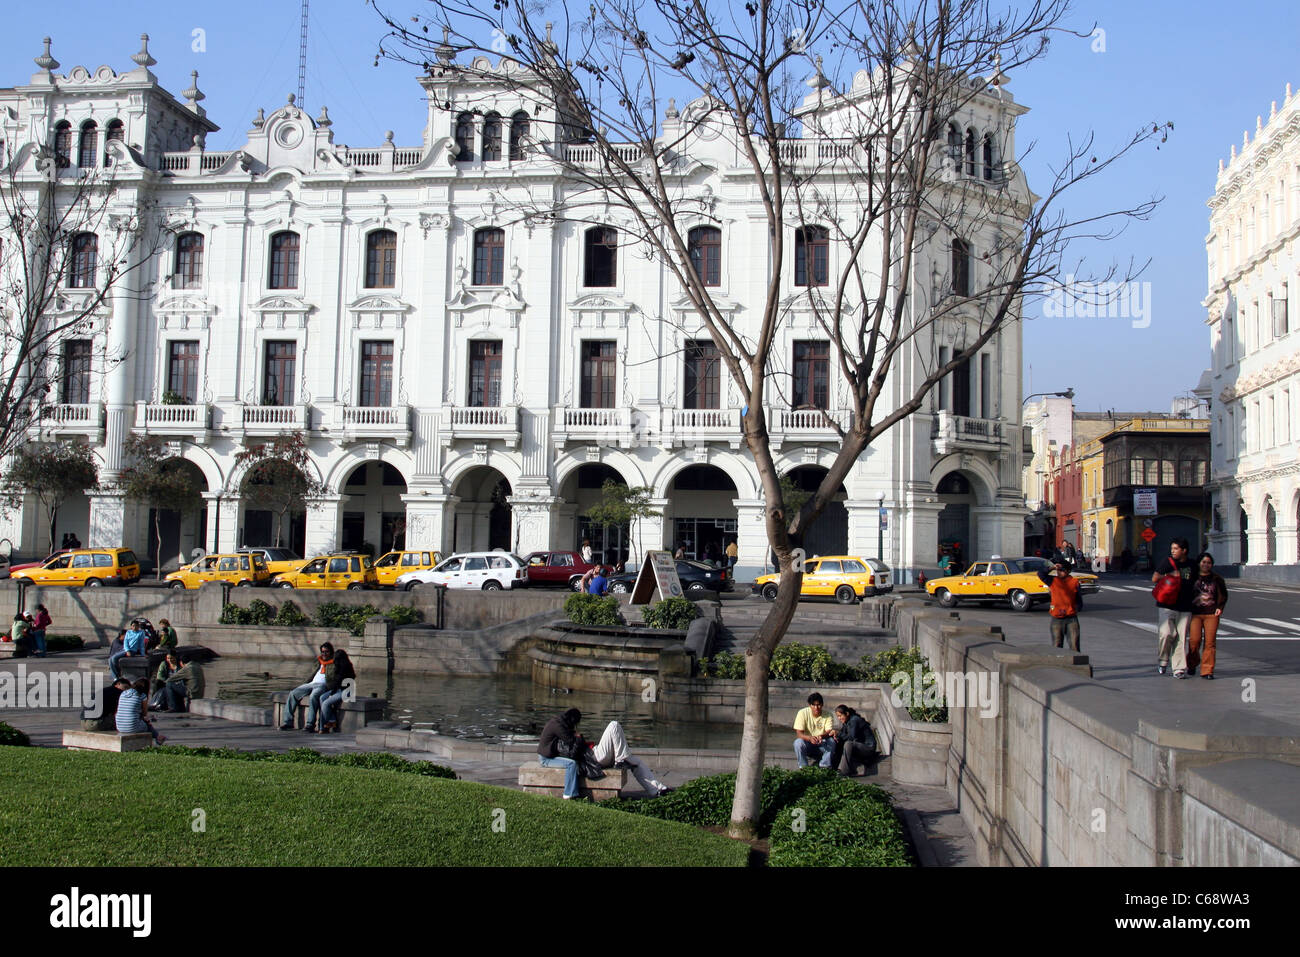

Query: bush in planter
left=641, top=596, right=699, bottom=630
left=272, top=601, right=310, bottom=626
left=702, top=651, right=746, bottom=678
left=385, top=605, right=423, bottom=628
left=769, top=643, right=853, bottom=683
left=563, top=593, right=624, bottom=627
left=859, top=646, right=948, bottom=723
left=219, top=599, right=276, bottom=626
left=43, top=634, right=85, bottom=651
left=0, top=721, right=31, bottom=747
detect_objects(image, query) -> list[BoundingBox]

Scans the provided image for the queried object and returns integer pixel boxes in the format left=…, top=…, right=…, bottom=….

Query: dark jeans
left=164, top=681, right=189, bottom=712
left=832, top=740, right=877, bottom=776
left=1050, top=615, right=1081, bottom=652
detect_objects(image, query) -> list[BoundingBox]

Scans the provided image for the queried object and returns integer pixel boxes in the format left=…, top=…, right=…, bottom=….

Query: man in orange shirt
left=1037, top=557, right=1084, bottom=652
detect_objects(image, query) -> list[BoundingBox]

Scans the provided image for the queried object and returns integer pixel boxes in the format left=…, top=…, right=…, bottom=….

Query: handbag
left=1152, top=573, right=1181, bottom=605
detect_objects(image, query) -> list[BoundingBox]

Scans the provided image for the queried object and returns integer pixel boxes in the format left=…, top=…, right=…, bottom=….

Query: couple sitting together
left=278, top=642, right=356, bottom=733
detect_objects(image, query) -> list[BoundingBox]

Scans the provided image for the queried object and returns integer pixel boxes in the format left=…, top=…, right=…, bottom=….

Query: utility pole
left=297, top=0, right=309, bottom=109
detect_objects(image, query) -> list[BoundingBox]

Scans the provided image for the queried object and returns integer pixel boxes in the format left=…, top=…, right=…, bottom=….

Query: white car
left=395, top=551, right=529, bottom=591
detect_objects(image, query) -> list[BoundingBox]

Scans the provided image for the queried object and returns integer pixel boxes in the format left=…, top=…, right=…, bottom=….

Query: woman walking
left=1186, top=552, right=1228, bottom=679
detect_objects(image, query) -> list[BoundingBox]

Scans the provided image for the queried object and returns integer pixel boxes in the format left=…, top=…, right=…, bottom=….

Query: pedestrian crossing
left=1103, top=582, right=1299, bottom=595
left=1119, top=618, right=1300, bottom=640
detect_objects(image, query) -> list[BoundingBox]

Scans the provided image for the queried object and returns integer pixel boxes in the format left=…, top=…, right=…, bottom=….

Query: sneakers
left=322, top=722, right=338, bottom=733
left=155, top=735, right=167, bottom=746
left=613, top=759, right=634, bottom=770
left=1174, top=670, right=1188, bottom=679
left=655, top=786, right=674, bottom=796
left=301, top=726, right=318, bottom=733
left=1157, top=664, right=1167, bottom=675
left=278, top=724, right=294, bottom=731
left=1202, top=673, right=1215, bottom=680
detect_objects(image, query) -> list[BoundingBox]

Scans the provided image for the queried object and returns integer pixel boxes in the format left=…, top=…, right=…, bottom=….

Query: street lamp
left=1022, top=388, right=1075, bottom=406
left=877, top=495, right=885, bottom=562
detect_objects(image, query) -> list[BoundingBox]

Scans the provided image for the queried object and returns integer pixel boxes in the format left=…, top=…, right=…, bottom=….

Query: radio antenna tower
left=297, top=0, right=309, bottom=108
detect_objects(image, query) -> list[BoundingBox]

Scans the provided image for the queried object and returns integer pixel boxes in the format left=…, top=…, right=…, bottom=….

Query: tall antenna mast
left=297, top=0, right=309, bottom=108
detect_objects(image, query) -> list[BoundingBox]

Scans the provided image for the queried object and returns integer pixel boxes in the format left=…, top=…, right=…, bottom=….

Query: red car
left=522, top=551, right=597, bottom=590
left=10, top=550, right=69, bottom=573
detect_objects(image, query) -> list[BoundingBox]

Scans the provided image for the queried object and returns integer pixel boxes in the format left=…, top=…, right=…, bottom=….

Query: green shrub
left=384, top=605, right=423, bottom=627
left=43, top=634, right=85, bottom=651
left=219, top=599, right=275, bottom=626
left=607, top=766, right=911, bottom=866
left=859, top=646, right=948, bottom=723
left=314, top=602, right=383, bottom=637
left=272, top=601, right=310, bottom=626
left=770, top=643, right=842, bottom=682
left=563, top=593, right=624, bottom=627
left=701, top=651, right=747, bottom=679
left=641, top=596, right=699, bottom=630
left=0, top=721, right=31, bottom=747
left=142, top=745, right=457, bottom=778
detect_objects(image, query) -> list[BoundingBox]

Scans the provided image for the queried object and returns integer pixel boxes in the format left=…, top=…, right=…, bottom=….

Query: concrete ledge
left=271, top=691, right=387, bottom=732
left=519, top=762, right=628, bottom=801
left=63, top=729, right=152, bottom=751
left=188, top=698, right=273, bottom=725
left=1184, top=758, right=1300, bottom=864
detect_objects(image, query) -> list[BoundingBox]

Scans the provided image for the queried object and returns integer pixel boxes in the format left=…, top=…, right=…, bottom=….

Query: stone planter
left=527, top=623, right=690, bottom=694
left=873, top=682, right=952, bottom=786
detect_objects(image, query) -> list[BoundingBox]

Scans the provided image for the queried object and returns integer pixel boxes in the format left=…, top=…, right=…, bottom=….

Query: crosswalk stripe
left=1249, top=618, right=1300, bottom=632
left=1218, top=618, right=1275, bottom=634
left=1120, top=619, right=1158, bottom=633
left=1217, top=635, right=1300, bottom=641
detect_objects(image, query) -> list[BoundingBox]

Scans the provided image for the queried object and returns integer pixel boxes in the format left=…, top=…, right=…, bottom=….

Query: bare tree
left=374, top=0, right=1169, bottom=837
left=0, top=136, right=163, bottom=460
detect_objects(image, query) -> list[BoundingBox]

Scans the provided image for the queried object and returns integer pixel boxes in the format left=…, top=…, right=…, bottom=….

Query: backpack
left=1152, top=573, right=1181, bottom=605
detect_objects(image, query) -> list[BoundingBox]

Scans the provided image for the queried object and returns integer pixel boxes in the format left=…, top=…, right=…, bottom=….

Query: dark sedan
left=606, top=560, right=734, bottom=596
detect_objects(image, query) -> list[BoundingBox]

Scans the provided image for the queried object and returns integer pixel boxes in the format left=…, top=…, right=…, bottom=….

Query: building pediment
left=156, top=294, right=215, bottom=329
left=347, top=295, right=412, bottom=329
left=251, top=295, right=313, bottom=329
left=569, top=294, right=635, bottom=329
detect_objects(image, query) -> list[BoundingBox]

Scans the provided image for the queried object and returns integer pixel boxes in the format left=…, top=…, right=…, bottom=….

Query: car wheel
left=84, top=578, right=101, bottom=588
left=834, top=584, right=857, bottom=605
left=569, top=576, right=585, bottom=592
left=761, top=583, right=779, bottom=602
left=936, top=587, right=958, bottom=608
left=482, top=580, right=502, bottom=591
left=169, top=581, right=186, bottom=590
left=347, top=582, right=365, bottom=591
left=278, top=581, right=294, bottom=589
left=610, top=581, right=630, bottom=594
left=687, top=581, right=707, bottom=597
left=236, top=579, right=251, bottom=587
left=404, top=581, right=419, bottom=592
left=1009, top=589, right=1032, bottom=613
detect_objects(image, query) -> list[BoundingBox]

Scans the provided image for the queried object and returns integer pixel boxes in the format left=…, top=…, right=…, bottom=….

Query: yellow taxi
left=371, top=549, right=443, bottom=588
left=165, top=553, right=272, bottom=589
left=272, top=553, right=378, bottom=590
left=752, top=555, right=892, bottom=604
left=236, top=547, right=304, bottom=576
left=925, top=556, right=1100, bottom=612
left=10, top=548, right=141, bottom=587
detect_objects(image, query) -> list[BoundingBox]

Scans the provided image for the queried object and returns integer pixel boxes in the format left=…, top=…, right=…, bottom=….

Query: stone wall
left=892, top=598, right=1300, bottom=866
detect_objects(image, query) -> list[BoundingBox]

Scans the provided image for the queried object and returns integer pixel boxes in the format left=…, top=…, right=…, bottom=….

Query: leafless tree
left=0, top=136, right=164, bottom=461
left=373, top=0, right=1169, bottom=837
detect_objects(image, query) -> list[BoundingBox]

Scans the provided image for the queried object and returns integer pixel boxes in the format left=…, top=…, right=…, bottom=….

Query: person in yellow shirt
left=725, top=539, right=738, bottom=572
left=793, top=692, right=837, bottom=767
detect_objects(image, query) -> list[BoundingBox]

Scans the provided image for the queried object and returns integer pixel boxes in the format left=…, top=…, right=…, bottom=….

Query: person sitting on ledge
left=793, top=692, right=837, bottom=768
left=110, top=620, right=148, bottom=678
left=590, top=720, right=672, bottom=796
left=537, top=707, right=587, bottom=799
left=318, top=648, right=356, bottom=733
left=831, top=705, right=877, bottom=776
left=279, top=642, right=336, bottom=732
left=115, top=677, right=165, bottom=745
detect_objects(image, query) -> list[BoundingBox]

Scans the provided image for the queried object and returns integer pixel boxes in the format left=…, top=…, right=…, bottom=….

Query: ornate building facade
left=0, top=37, right=1032, bottom=577
left=1204, top=82, right=1300, bottom=580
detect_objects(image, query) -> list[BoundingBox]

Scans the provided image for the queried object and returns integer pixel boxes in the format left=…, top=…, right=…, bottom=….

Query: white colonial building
left=1203, top=82, right=1300, bottom=581
left=0, top=36, right=1032, bottom=578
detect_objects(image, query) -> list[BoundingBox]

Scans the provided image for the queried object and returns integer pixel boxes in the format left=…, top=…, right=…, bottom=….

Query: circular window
left=275, top=123, right=303, bottom=148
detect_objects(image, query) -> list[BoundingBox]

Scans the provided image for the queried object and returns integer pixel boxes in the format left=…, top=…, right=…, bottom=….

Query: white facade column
left=304, top=494, right=344, bottom=556
left=903, top=500, right=945, bottom=582
left=733, top=498, right=768, bottom=578
left=508, top=493, right=558, bottom=556
left=1246, top=528, right=1271, bottom=564
left=402, top=492, right=453, bottom=553
left=217, top=497, right=241, bottom=553
left=201, top=492, right=222, bottom=554
left=101, top=207, right=141, bottom=480
left=87, top=490, right=129, bottom=547
left=1274, top=524, right=1298, bottom=566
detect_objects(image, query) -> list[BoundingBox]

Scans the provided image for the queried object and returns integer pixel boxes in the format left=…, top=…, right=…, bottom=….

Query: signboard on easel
left=630, top=550, right=683, bottom=604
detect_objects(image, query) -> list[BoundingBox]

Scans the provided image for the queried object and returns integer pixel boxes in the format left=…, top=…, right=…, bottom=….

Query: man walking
left=1037, top=559, right=1083, bottom=652
left=1152, top=537, right=1195, bottom=677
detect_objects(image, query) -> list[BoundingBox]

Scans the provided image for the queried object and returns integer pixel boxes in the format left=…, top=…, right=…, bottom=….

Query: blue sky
left=3, top=1, right=1294, bottom=413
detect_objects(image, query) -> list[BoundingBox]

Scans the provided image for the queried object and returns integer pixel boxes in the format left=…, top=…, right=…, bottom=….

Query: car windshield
left=1011, top=558, right=1050, bottom=574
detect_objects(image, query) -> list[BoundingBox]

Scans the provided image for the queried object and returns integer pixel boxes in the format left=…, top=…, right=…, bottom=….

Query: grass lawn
left=0, top=748, right=750, bottom=867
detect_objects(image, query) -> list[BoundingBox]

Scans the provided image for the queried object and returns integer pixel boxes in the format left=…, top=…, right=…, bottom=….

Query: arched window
left=1129, top=445, right=1156, bottom=486
left=965, top=128, right=976, bottom=176
left=1266, top=500, right=1277, bottom=563
left=268, top=231, right=300, bottom=289
left=951, top=237, right=972, bottom=296
left=509, top=111, right=530, bottom=160
left=105, top=119, right=124, bottom=166
left=794, top=225, right=829, bottom=287
left=982, top=133, right=995, bottom=182
left=454, top=112, right=475, bottom=162
left=365, top=229, right=397, bottom=288
left=68, top=233, right=97, bottom=288
left=584, top=227, right=618, bottom=287
left=473, top=228, right=505, bottom=286
left=53, top=121, right=72, bottom=168
left=946, top=123, right=961, bottom=168
left=482, top=112, right=502, bottom=161
left=688, top=226, right=722, bottom=287
left=78, top=120, right=98, bottom=169
left=174, top=232, right=204, bottom=289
